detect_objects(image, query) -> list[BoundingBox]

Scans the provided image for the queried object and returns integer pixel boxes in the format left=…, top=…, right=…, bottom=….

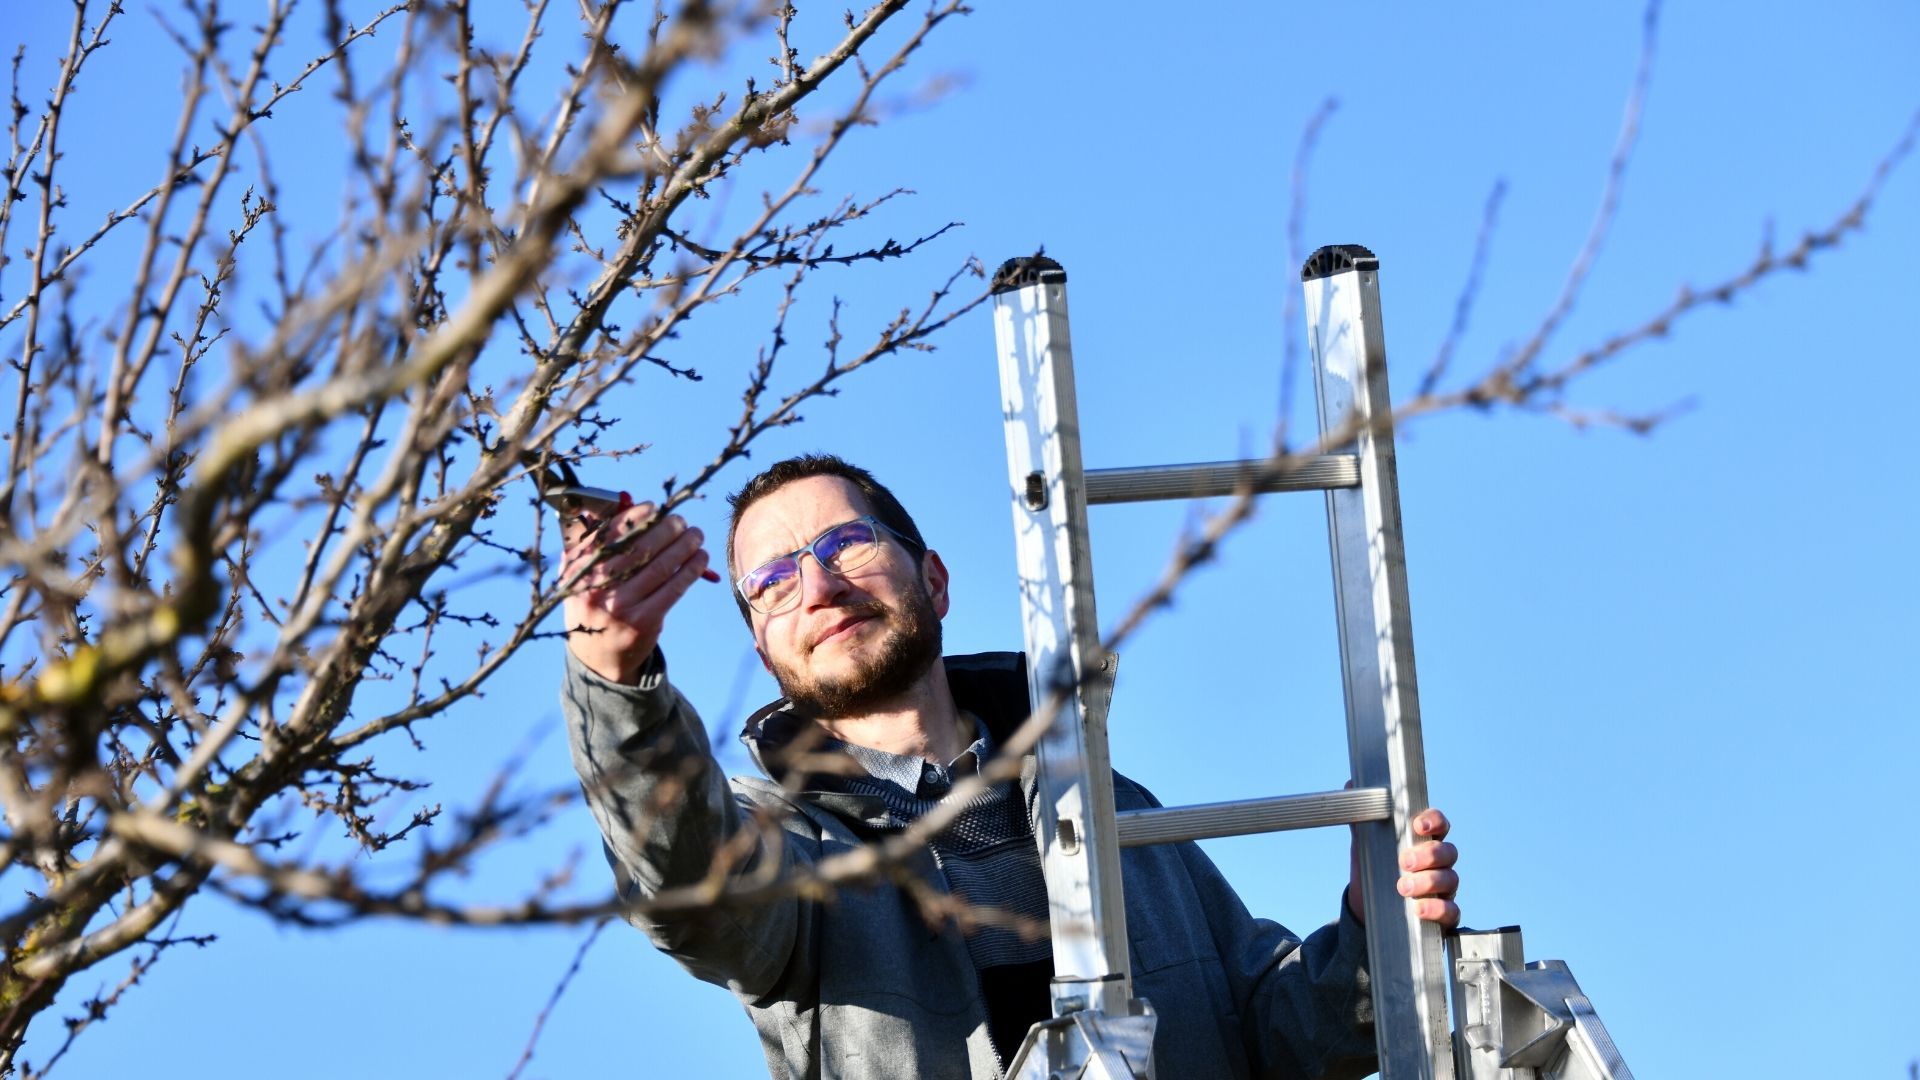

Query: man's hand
left=1346, top=807, right=1461, bottom=929
left=562, top=496, right=715, bottom=685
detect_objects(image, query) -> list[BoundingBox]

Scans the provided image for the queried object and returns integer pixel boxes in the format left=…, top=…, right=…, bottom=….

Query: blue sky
left=10, top=2, right=1920, bottom=1077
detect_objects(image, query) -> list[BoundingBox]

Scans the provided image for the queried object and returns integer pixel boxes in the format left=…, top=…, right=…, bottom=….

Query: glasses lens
left=741, top=556, right=802, bottom=613
left=741, top=519, right=889, bottom=614
left=814, top=519, right=881, bottom=573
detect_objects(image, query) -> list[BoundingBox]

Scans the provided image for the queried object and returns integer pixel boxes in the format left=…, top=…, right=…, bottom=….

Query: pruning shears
left=535, top=458, right=722, bottom=583
left=535, top=458, right=624, bottom=533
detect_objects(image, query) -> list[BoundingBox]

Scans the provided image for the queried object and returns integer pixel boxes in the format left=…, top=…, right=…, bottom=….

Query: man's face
left=732, top=475, right=948, bottom=718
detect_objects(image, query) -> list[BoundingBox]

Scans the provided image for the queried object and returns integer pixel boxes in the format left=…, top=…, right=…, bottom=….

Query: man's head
left=726, top=455, right=946, bottom=718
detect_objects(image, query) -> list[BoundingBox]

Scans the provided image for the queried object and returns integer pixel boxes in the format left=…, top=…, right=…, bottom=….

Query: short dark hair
left=725, top=454, right=927, bottom=623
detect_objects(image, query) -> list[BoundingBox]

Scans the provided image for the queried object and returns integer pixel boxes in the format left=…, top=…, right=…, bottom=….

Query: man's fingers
left=562, top=499, right=648, bottom=554
left=1413, top=898, right=1461, bottom=929
left=603, top=506, right=682, bottom=563
left=610, top=549, right=708, bottom=618
left=655, top=548, right=712, bottom=604
left=1400, top=840, right=1457, bottom=873
left=1396, top=868, right=1459, bottom=901
left=606, top=528, right=707, bottom=605
left=1393, top=808, right=1458, bottom=927
left=567, top=509, right=688, bottom=588
left=1414, top=808, right=1450, bottom=841
left=564, top=502, right=666, bottom=557
left=606, top=547, right=710, bottom=632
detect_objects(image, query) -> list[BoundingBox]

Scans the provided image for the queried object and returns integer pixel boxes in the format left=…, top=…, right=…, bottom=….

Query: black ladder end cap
left=1300, top=244, right=1379, bottom=282
left=992, top=254, right=1067, bottom=294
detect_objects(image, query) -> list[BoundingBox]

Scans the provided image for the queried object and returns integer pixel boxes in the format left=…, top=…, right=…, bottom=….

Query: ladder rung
left=1084, top=455, right=1359, bottom=505
left=1114, top=787, right=1390, bottom=847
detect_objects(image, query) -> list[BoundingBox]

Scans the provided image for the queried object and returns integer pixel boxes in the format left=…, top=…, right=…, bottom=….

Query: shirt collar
left=820, top=710, right=991, bottom=799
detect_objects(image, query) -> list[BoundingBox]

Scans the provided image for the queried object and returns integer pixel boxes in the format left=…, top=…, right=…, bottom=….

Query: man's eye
left=752, top=561, right=797, bottom=593
left=824, top=522, right=876, bottom=554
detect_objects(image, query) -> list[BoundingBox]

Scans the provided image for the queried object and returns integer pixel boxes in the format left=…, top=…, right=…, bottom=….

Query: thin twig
left=505, top=918, right=610, bottom=1080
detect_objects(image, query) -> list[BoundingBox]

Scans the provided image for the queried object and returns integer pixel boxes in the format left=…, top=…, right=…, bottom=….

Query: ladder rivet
left=1058, top=817, right=1080, bottom=855
left=1024, top=471, right=1047, bottom=510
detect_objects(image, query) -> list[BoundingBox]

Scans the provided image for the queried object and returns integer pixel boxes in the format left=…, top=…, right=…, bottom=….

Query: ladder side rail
left=990, top=260, right=1138, bottom=1026
left=1560, top=993, right=1632, bottom=1080
left=1303, top=245, right=1455, bottom=1080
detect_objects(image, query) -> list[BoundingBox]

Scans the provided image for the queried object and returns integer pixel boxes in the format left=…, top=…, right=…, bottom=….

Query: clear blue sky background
left=10, top=2, right=1919, bottom=1077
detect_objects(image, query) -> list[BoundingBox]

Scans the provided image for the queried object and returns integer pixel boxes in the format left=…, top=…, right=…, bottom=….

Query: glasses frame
left=736, top=514, right=921, bottom=615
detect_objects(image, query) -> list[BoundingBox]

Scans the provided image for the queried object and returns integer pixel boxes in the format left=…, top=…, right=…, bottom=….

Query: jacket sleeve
left=560, top=646, right=806, bottom=999
left=1180, top=839, right=1378, bottom=1080
left=1114, top=769, right=1376, bottom=1079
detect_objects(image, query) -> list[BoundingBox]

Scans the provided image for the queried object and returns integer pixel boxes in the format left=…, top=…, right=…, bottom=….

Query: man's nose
left=798, top=552, right=852, bottom=610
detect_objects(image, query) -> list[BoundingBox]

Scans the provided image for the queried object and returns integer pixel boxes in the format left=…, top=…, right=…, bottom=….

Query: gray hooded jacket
left=562, top=648, right=1379, bottom=1079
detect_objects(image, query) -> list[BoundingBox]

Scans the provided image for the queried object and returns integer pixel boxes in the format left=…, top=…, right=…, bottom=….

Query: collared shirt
left=830, top=715, right=987, bottom=800
left=817, top=715, right=1051, bottom=972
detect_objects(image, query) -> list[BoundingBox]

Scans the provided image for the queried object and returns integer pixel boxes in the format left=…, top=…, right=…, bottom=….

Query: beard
left=770, top=579, right=943, bottom=720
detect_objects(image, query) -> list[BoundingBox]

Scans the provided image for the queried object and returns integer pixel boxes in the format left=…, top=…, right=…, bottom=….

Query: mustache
left=806, top=601, right=890, bottom=651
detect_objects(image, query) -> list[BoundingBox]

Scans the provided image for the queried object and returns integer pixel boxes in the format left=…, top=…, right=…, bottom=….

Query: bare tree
left=0, top=0, right=982, bottom=1069
left=0, top=0, right=1913, bottom=1075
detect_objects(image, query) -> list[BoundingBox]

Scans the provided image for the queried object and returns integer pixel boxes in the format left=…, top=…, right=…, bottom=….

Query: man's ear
left=922, top=549, right=951, bottom=619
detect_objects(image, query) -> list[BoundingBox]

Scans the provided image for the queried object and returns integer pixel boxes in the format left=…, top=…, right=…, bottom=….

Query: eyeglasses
left=737, top=515, right=919, bottom=615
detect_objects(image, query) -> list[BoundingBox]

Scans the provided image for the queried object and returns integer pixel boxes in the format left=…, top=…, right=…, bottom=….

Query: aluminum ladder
left=987, top=245, right=1632, bottom=1080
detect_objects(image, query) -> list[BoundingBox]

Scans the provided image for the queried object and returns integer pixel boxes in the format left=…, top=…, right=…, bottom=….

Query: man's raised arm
left=558, top=499, right=802, bottom=997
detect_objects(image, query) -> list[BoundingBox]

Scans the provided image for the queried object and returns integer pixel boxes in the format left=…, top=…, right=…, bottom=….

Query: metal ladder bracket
left=1005, top=998, right=1158, bottom=1080
left=1450, top=928, right=1634, bottom=1080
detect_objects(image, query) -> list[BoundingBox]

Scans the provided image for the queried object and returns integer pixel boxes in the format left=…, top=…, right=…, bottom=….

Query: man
left=560, top=454, right=1460, bottom=1079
